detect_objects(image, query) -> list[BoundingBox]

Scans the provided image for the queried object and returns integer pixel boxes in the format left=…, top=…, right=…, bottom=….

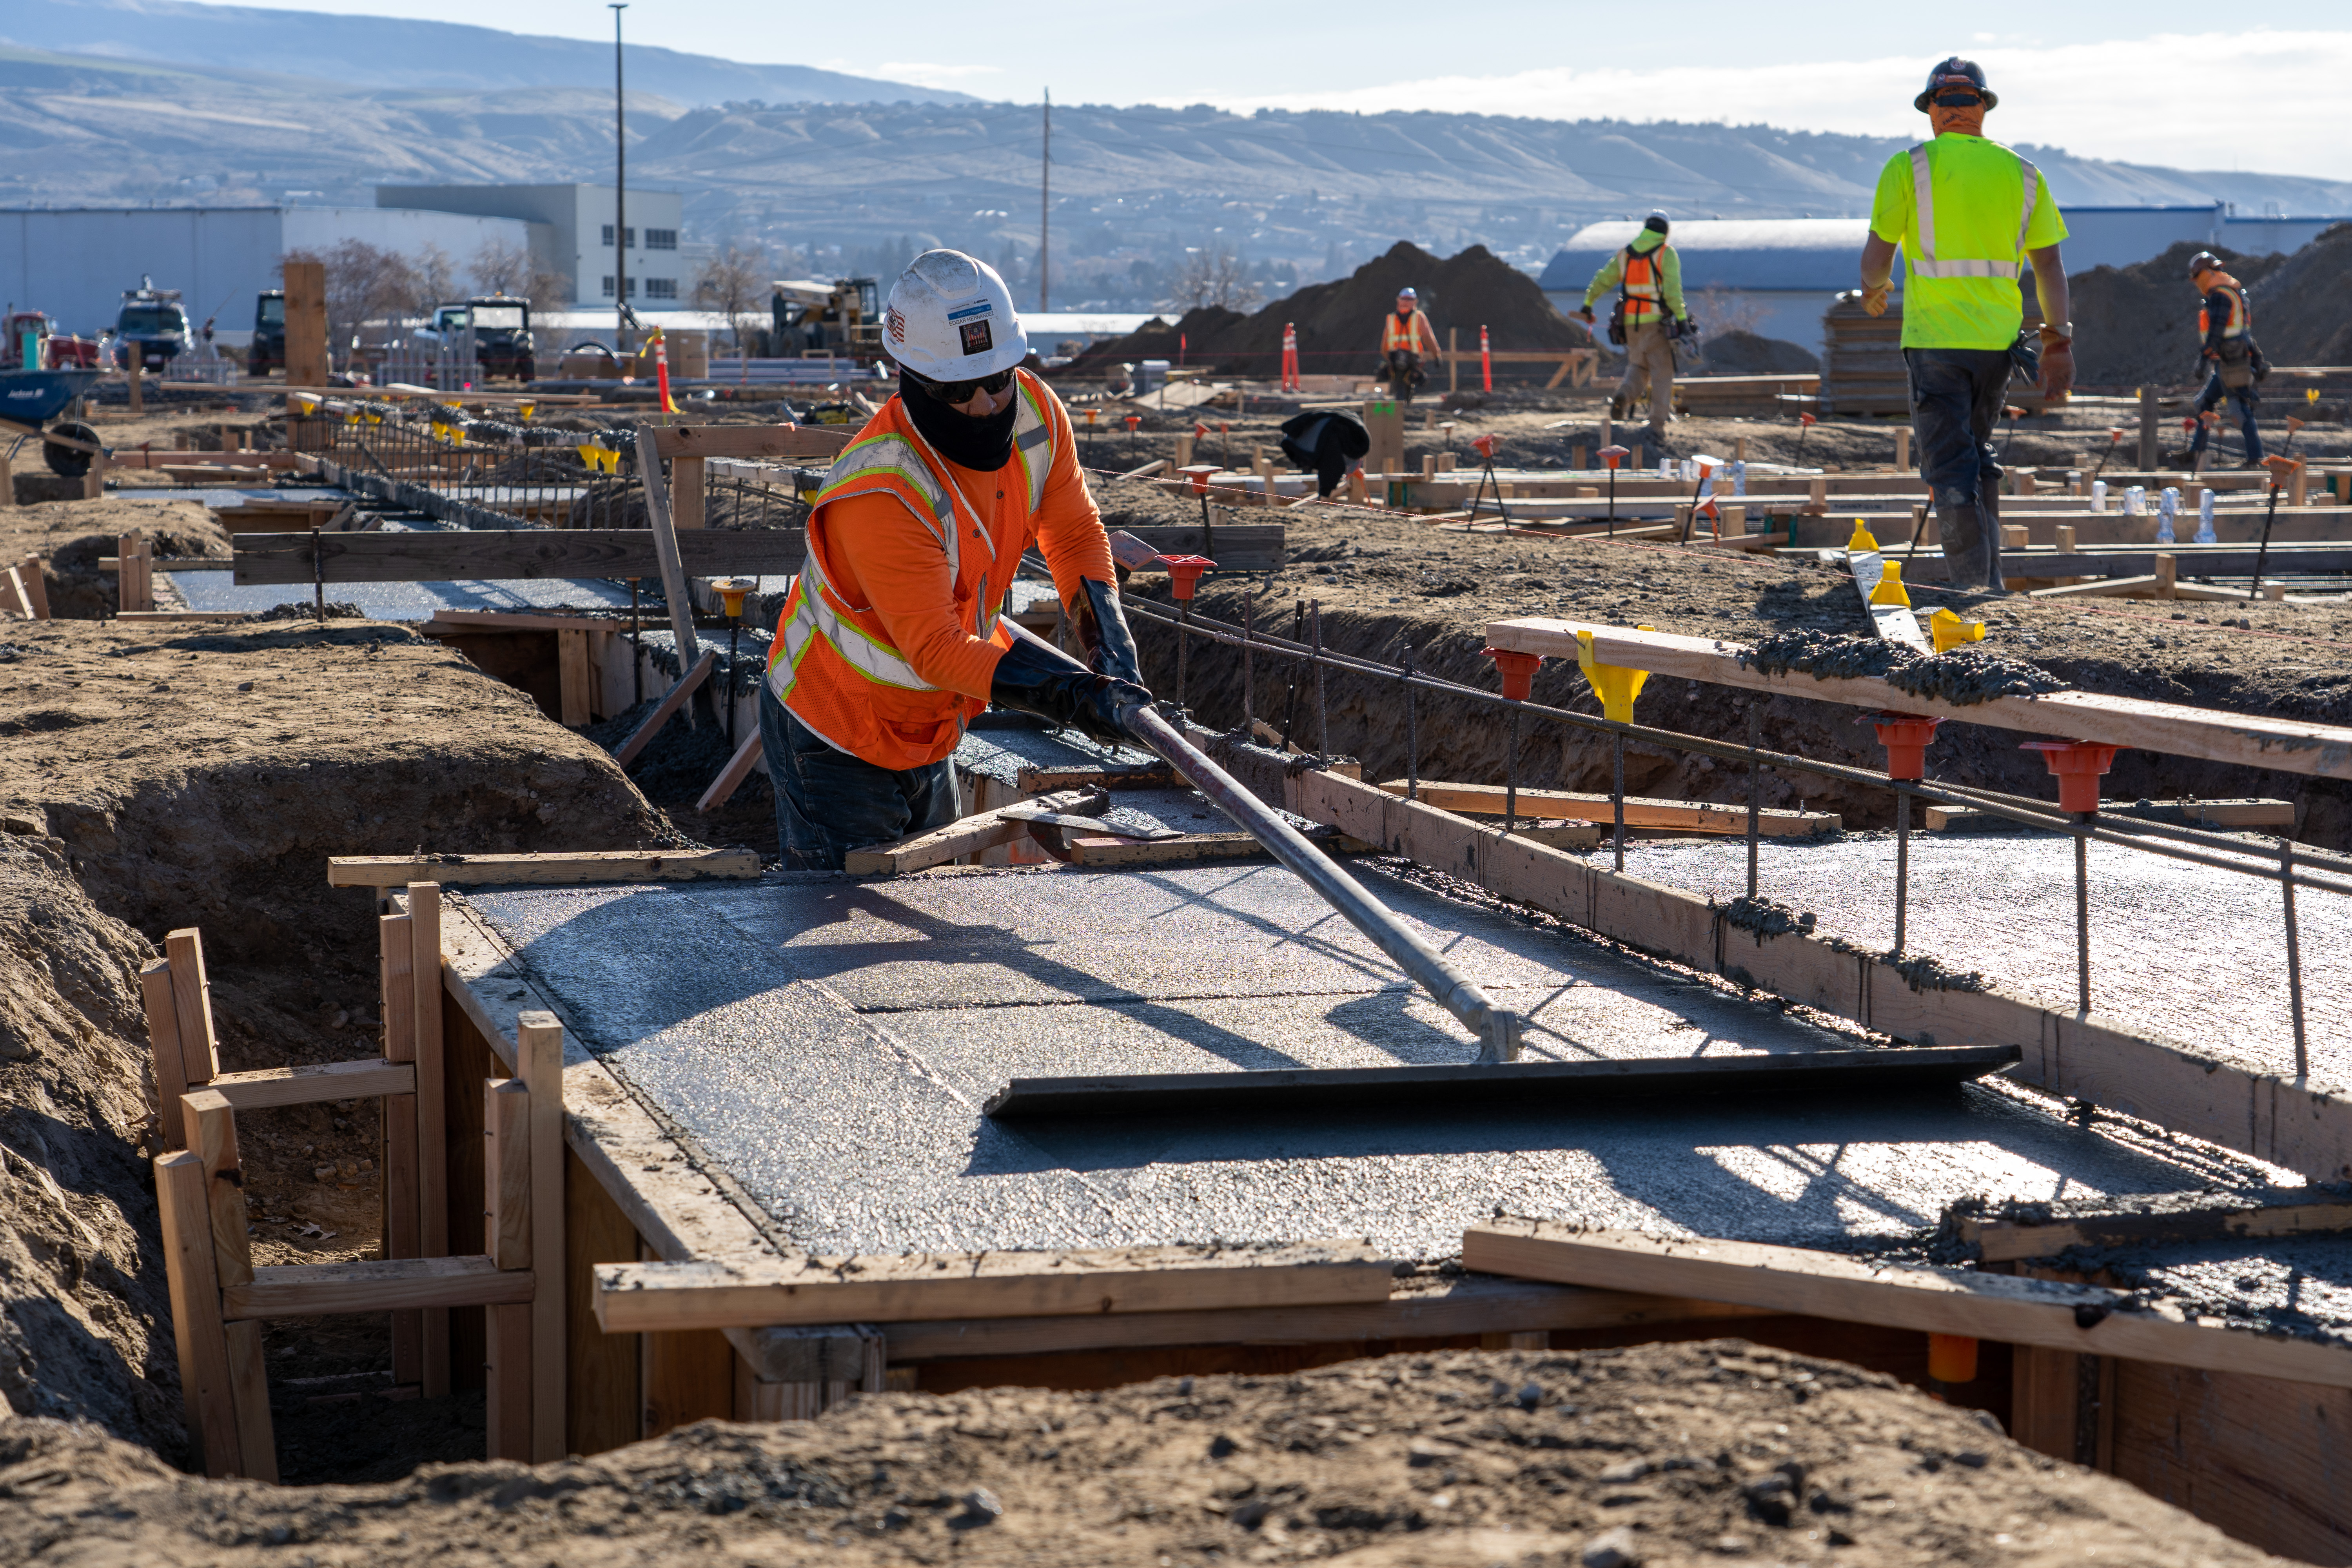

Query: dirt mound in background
left=1067, top=243, right=1597, bottom=383
left=0, top=617, right=689, bottom=1459
left=2070, top=242, right=2289, bottom=389
left=0, top=497, right=226, bottom=620
left=0, top=1344, right=2291, bottom=1566
left=2243, top=221, right=2352, bottom=367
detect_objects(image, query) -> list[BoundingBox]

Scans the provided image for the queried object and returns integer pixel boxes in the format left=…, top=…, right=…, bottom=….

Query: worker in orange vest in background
left=1580, top=212, right=1693, bottom=445
left=761, top=249, right=1151, bottom=869
left=1377, top=286, right=1443, bottom=402
left=2183, top=250, right=2267, bottom=468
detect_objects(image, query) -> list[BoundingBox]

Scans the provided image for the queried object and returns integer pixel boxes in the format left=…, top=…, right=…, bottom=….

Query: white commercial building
left=0, top=206, right=532, bottom=339
left=374, top=184, right=689, bottom=311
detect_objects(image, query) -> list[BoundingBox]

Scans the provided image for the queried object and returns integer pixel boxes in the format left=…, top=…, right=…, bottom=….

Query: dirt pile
left=0, top=1343, right=2291, bottom=1566
left=1067, top=243, right=1596, bottom=383
left=0, top=617, right=688, bottom=1456
left=2243, top=221, right=2352, bottom=367
left=2069, top=242, right=2288, bottom=389
left=1699, top=331, right=1819, bottom=374
left=0, top=497, right=227, bottom=620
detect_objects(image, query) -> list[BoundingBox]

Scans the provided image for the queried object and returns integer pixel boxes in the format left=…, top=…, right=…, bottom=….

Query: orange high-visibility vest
left=1382, top=309, right=1429, bottom=354
left=765, top=370, right=1058, bottom=769
left=2198, top=274, right=2249, bottom=339
left=1621, top=249, right=1667, bottom=324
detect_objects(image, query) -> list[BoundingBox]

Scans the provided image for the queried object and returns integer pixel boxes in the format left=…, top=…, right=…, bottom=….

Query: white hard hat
left=883, top=249, right=1028, bottom=379
left=1397, top=286, right=1419, bottom=300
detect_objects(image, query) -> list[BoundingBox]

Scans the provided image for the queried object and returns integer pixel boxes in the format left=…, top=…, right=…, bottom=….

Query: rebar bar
left=1746, top=704, right=1761, bottom=900
left=2075, top=824, right=2092, bottom=1015
left=1612, top=734, right=1626, bottom=873
left=1312, top=601, right=1328, bottom=757
left=1505, top=707, right=1520, bottom=837
left=1894, top=790, right=1911, bottom=957
left=1403, top=645, right=1419, bottom=802
left=2284, top=832, right=2309, bottom=1079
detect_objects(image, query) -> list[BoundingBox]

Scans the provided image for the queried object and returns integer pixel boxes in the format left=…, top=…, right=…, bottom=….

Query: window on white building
left=646, top=229, right=678, bottom=250
left=600, top=276, right=639, bottom=298
left=599, top=225, right=637, bottom=248
left=644, top=278, right=677, bottom=299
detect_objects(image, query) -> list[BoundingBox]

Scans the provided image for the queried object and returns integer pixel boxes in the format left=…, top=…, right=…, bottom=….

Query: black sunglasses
left=908, top=366, right=1016, bottom=405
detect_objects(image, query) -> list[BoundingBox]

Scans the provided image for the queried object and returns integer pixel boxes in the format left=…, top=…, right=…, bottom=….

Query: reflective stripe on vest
left=2201, top=281, right=2249, bottom=339
left=766, top=371, right=1058, bottom=707
left=1382, top=311, right=1422, bottom=352
left=1906, top=143, right=2041, bottom=280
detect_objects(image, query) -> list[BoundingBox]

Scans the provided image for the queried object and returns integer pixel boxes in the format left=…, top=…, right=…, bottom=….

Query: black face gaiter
left=899, top=372, right=1019, bottom=471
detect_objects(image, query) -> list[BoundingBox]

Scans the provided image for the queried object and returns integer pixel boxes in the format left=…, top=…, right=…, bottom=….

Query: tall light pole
left=1039, top=88, right=1050, bottom=314
left=611, top=3, right=628, bottom=343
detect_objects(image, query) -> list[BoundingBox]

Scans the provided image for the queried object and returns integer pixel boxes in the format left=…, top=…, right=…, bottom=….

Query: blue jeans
left=2188, top=373, right=2263, bottom=464
left=758, top=683, right=960, bottom=871
left=1904, top=347, right=2014, bottom=590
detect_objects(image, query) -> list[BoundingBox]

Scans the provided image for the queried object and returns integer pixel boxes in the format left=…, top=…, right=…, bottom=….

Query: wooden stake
left=516, top=1011, right=567, bottom=1461
left=484, top=1077, right=533, bottom=1461
left=140, top=958, right=192, bottom=1151
left=162, top=929, right=218, bottom=1083
left=694, top=730, right=764, bottom=813
left=408, top=884, right=449, bottom=1397
left=128, top=354, right=143, bottom=415
left=2155, top=552, right=2178, bottom=599
left=1894, top=427, right=1910, bottom=471
left=0, top=450, right=12, bottom=509
left=633, top=422, right=703, bottom=699
left=14, top=556, right=48, bottom=618
left=671, top=454, right=706, bottom=530
left=379, top=912, right=421, bottom=1386
left=557, top=629, right=592, bottom=728
left=156, top=1150, right=242, bottom=1475
left=185, top=1088, right=276, bottom=1482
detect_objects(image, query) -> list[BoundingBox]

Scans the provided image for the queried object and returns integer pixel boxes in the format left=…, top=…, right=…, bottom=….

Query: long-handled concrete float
left=982, top=621, right=2019, bottom=1118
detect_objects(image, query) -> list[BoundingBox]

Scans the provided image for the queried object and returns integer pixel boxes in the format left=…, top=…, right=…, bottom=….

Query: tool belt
left=2216, top=337, right=2259, bottom=390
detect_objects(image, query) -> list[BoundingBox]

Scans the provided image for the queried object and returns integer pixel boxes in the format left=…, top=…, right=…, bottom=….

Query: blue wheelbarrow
left=0, top=368, right=107, bottom=477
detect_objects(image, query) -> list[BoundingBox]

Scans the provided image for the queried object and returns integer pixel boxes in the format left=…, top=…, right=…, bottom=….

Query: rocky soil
left=0, top=1345, right=2293, bottom=1567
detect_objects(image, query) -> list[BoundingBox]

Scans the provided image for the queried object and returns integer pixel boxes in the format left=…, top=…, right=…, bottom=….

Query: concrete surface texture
left=465, top=863, right=2259, bottom=1261
left=1602, top=832, right=2350, bottom=1090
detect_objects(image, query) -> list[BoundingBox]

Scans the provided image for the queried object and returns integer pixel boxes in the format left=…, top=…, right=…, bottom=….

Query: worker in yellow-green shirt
left=1858, top=58, right=2072, bottom=593
left=1580, top=212, right=1693, bottom=445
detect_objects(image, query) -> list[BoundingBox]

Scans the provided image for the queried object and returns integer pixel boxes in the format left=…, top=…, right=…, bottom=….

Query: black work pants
left=2188, top=373, right=2263, bottom=464
left=1904, top=347, right=2014, bottom=591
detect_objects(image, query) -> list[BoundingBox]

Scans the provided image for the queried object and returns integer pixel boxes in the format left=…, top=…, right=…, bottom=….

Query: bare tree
left=693, top=238, right=772, bottom=356
left=1170, top=245, right=1262, bottom=314
left=470, top=238, right=568, bottom=310
left=1686, top=286, right=1766, bottom=352
left=285, top=241, right=420, bottom=359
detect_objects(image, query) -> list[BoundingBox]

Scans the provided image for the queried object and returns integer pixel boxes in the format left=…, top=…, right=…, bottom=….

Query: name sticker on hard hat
left=959, top=319, right=994, bottom=355
left=946, top=301, right=995, bottom=321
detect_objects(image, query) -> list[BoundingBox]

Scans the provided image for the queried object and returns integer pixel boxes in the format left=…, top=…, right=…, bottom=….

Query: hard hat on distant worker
left=1914, top=56, right=1996, bottom=112
left=2188, top=250, right=2225, bottom=279
left=882, top=249, right=1029, bottom=381
left=1643, top=211, right=1670, bottom=235
left=1396, top=287, right=1419, bottom=301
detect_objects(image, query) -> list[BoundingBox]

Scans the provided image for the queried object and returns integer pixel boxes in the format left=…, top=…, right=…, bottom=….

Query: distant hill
left=0, top=0, right=972, bottom=105
left=3, top=28, right=2348, bottom=316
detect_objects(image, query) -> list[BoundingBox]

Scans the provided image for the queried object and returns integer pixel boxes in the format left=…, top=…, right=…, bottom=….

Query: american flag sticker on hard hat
left=886, top=305, right=906, bottom=342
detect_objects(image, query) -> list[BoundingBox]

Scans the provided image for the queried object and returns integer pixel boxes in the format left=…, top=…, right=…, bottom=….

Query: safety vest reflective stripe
left=1382, top=312, right=1423, bottom=352
left=1624, top=254, right=1661, bottom=298
left=769, top=579, right=933, bottom=694
left=1010, top=377, right=1054, bottom=515
left=1907, top=145, right=2040, bottom=280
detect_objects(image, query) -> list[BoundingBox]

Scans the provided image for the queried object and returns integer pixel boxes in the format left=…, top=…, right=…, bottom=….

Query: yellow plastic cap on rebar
left=1927, top=1332, right=1979, bottom=1383
left=1869, top=560, right=1911, bottom=607
left=1846, top=519, right=1878, bottom=554
left=1573, top=626, right=1652, bottom=724
left=1930, top=607, right=1986, bottom=653
left=714, top=579, right=753, bottom=617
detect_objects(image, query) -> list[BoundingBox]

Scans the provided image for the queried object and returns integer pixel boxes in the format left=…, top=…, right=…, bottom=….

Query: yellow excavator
left=769, top=278, right=881, bottom=358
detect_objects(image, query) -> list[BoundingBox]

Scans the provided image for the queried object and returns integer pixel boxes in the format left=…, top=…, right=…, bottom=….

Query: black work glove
left=1067, top=576, right=1143, bottom=684
left=1577, top=306, right=1596, bottom=325
left=991, top=626, right=1149, bottom=746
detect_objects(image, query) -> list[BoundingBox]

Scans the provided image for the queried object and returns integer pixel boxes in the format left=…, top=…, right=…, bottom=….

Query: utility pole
left=1039, top=88, right=1050, bottom=314
left=611, top=2, right=628, bottom=343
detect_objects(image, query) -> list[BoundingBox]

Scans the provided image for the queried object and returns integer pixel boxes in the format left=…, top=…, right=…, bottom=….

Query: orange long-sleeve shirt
left=811, top=388, right=1114, bottom=702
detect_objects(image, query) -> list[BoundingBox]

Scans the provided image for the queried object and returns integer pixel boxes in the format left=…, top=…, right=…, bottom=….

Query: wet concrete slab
left=464, top=863, right=2268, bottom=1261
left=1599, top=833, right=2352, bottom=1090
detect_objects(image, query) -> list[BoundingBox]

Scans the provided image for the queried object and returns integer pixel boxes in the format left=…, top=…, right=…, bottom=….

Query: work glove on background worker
left=991, top=606, right=1152, bottom=747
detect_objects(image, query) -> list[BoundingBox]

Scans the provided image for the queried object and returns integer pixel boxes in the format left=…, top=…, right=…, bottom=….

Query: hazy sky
left=196, top=0, right=2349, bottom=178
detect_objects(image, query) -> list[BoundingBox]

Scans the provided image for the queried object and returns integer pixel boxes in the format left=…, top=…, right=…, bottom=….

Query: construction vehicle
left=4, top=309, right=99, bottom=371
left=417, top=295, right=536, bottom=381
left=770, top=278, right=882, bottom=358
left=114, top=279, right=192, bottom=372
left=249, top=290, right=285, bottom=377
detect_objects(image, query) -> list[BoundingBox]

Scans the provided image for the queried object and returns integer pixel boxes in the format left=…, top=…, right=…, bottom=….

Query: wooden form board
left=1952, top=1195, right=2352, bottom=1261
left=328, top=849, right=760, bottom=887
left=1276, top=762, right=2352, bottom=1183
left=593, top=1243, right=1399, bottom=1334
left=1483, top=617, right=2352, bottom=783
left=1376, top=780, right=1838, bottom=837
left=643, top=424, right=854, bottom=461
left=1463, top=1220, right=2352, bottom=1388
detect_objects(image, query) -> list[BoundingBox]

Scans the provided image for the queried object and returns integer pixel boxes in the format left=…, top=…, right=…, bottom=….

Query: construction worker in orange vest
left=1579, top=214, right=1693, bottom=445
left=1377, top=287, right=1443, bottom=401
left=761, top=249, right=1151, bottom=869
left=2183, top=250, right=2267, bottom=468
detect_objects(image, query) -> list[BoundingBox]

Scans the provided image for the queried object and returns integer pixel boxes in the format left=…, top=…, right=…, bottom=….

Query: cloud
left=1187, top=31, right=2352, bottom=181
left=869, top=60, right=1007, bottom=89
